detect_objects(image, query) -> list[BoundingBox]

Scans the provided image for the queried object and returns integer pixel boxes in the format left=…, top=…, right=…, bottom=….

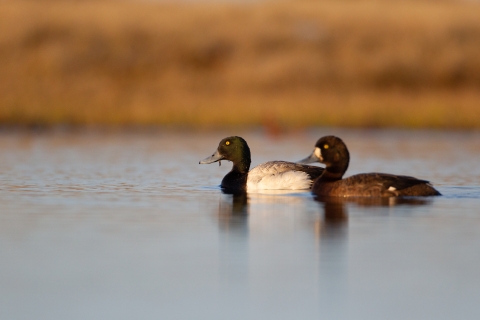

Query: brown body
left=312, top=173, right=440, bottom=197
left=299, top=136, right=441, bottom=198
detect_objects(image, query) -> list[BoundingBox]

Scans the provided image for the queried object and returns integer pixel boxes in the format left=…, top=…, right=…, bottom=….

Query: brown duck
left=298, top=135, right=441, bottom=197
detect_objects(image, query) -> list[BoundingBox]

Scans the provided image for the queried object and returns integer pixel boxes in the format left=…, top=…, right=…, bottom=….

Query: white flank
left=246, top=161, right=312, bottom=191
left=388, top=186, right=396, bottom=192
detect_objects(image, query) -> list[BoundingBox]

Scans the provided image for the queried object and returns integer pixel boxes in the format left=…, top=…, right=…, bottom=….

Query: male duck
left=297, top=135, right=441, bottom=197
left=200, top=136, right=324, bottom=192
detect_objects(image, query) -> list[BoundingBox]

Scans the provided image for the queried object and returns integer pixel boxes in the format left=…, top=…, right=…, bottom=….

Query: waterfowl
left=298, top=135, right=441, bottom=197
left=199, top=136, right=324, bottom=192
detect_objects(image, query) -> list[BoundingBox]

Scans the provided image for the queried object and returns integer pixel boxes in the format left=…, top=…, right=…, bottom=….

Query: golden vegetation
left=1, top=0, right=480, bottom=128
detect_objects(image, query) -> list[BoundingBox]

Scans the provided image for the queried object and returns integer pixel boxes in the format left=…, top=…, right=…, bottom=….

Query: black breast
left=221, top=171, right=248, bottom=192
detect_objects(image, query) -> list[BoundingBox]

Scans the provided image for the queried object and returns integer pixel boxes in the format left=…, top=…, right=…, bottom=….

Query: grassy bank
left=1, top=0, right=480, bottom=128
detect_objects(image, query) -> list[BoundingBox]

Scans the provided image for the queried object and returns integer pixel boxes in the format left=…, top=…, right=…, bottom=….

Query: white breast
left=246, top=161, right=312, bottom=191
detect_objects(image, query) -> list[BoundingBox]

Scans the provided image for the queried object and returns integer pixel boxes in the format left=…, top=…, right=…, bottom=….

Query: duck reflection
left=321, top=200, right=348, bottom=226
left=316, top=196, right=432, bottom=207
left=313, top=195, right=433, bottom=240
left=313, top=196, right=433, bottom=315
left=217, top=191, right=250, bottom=296
left=217, top=191, right=249, bottom=234
left=214, top=190, right=435, bottom=315
left=311, top=197, right=349, bottom=242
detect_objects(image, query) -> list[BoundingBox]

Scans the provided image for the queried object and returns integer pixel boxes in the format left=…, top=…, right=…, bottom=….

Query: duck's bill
left=199, top=150, right=224, bottom=164
left=296, top=152, right=319, bottom=164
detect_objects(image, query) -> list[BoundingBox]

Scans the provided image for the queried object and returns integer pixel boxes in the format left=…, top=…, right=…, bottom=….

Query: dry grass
left=1, top=0, right=480, bottom=128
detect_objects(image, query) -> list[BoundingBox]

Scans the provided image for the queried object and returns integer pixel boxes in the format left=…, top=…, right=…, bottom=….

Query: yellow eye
left=323, top=144, right=329, bottom=149
left=225, top=141, right=230, bottom=146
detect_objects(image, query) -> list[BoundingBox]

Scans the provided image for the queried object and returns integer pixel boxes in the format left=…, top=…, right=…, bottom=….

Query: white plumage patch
left=314, top=147, right=322, bottom=161
left=388, top=186, right=396, bottom=192
left=246, top=161, right=312, bottom=191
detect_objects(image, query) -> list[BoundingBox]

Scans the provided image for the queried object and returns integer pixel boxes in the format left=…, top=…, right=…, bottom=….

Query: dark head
left=297, top=136, right=350, bottom=179
left=199, top=136, right=251, bottom=173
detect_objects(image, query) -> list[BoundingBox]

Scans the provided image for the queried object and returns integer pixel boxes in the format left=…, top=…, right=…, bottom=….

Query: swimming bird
left=297, top=135, right=441, bottom=197
left=199, top=136, right=324, bottom=192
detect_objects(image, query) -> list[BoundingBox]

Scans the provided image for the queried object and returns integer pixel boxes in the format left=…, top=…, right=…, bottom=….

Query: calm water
left=1, top=128, right=479, bottom=320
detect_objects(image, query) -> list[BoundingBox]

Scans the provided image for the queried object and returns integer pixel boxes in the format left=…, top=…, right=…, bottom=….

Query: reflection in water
left=314, top=197, right=349, bottom=318
left=217, top=191, right=250, bottom=304
left=313, top=195, right=434, bottom=317
left=316, top=195, right=433, bottom=207
left=312, top=196, right=349, bottom=242
left=320, top=201, right=348, bottom=232
left=217, top=191, right=249, bottom=234
left=313, top=195, right=433, bottom=239
left=214, top=191, right=438, bottom=318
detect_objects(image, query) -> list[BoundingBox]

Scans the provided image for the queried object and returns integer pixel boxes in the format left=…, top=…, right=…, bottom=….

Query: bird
left=199, top=136, right=324, bottom=192
left=297, top=135, right=441, bottom=197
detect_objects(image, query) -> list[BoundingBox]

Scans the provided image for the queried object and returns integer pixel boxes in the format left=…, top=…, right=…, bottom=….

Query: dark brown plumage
left=298, top=136, right=441, bottom=197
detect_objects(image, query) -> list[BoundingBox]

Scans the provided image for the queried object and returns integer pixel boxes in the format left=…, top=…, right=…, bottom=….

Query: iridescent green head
left=199, top=136, right=251, bottom=173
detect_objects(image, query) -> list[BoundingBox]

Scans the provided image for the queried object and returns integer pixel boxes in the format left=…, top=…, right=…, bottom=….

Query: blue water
left=1, top=128, right=479, bottom=320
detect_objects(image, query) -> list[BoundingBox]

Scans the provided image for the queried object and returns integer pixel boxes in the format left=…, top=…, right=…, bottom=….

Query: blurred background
left=1, top=0, right=479, bottom=130
left=2, top=2, right=480, bottom=320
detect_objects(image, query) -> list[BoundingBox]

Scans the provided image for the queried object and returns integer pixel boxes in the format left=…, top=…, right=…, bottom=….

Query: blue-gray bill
left=199, top=149, right=224, bottom=165
left=296, top=152, right=319, bottom=164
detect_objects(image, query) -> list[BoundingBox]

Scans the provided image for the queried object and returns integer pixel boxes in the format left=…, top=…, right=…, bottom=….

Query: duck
left=199, top=136, right=324, bottom=192
left=297, top=135, right=441, bottom=197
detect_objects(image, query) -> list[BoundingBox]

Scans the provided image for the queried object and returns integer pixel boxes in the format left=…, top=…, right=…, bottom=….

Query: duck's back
left=247, top=161, right=323, bottom=191
left=312, top=173, right=441, bottom=197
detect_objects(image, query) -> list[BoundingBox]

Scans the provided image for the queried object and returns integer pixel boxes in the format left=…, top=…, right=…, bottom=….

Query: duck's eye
left=323, top=144, right=329, bottom=149
left=225, top=141, right=230, bottom=146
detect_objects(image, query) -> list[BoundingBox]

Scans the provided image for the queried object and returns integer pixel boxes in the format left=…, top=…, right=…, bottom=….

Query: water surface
left=1, top=128, right=479, bottom=320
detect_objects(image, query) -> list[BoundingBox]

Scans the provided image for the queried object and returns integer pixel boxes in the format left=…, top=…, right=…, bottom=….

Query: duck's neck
left=320, top=162, right=348, bottom=182
left=232, top=158, right=250, bottom=174
left=222, top=159, right=249, bottom=192
left=230, top=145, right=251, bottom=174
left=232, top=160, right=250, bottom=173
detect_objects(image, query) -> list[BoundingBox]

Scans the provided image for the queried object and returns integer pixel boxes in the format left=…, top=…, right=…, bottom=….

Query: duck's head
left=297, top=135, right=349, bottom=175
left=199, top=136, right=251, bottom=173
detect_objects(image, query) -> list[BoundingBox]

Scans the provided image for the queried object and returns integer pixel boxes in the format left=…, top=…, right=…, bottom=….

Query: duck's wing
left=343, top=173, right=440, bottom=196
left=252, top=161, right=324, bottom=176
left=247, top=161, right=324, bottom=191
left=373, top=173, right=441, bottom=196
left=376, top=173, right=429, bottom=190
